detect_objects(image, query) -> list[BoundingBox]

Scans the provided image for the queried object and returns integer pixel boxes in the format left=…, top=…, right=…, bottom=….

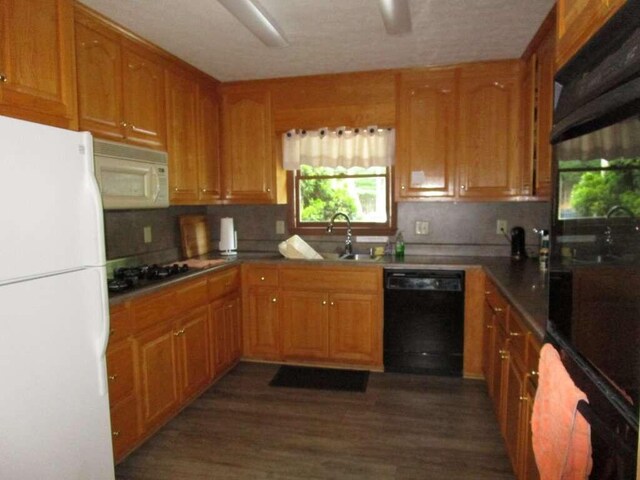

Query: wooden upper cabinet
left=396, top=69, right=457, bottom=199
left=556, top=0, right=625, bottom=69
left=0, top=0, right=77, bottom=128
left=458, top=61, right=522, bottom=199
left=75, top=16, right=123, bottom=140
left=75, top=4, right=166, bottom=149
left=121, top=45, right=166, bottom=149
left=221, top=86, right=280, bottom=203
left=165, top=68, right=199, bottom=203
left=197, top=83, right=222, bottom=203
left=535, top=26, right=555, bottom=198
left=522, top=7, right=555, bottom=199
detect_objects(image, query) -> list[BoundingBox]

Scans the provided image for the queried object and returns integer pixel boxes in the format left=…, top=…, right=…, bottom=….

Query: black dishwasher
left=383, top=269, right=465, bottom=376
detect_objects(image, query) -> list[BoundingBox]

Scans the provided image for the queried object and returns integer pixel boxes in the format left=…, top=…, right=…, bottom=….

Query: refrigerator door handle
left=95, top=267, right=110, bottom=397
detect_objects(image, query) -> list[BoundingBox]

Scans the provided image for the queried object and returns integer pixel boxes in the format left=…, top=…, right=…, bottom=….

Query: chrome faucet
left=326, top=212, right=353, bottom=255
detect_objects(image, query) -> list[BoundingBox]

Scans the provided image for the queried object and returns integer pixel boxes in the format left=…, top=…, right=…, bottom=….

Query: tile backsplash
left=104, top=201, right=550, bottom=261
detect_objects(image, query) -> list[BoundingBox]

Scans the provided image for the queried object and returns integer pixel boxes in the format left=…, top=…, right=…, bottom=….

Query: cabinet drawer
left=506, top=308, right=529, bottom=366
left=109, top=303, right=132, bottom=343
left=132, top=288, right=177, bottom=332
left=280, top=266, right=380, bottom=293
left=176, top=277, right=208, bottom=310
left=106, top=339, right=136, bottom=406
left=485, top=279, right=509, bottom=330
left=110, top=395, right=139, bottom=462
left=209, top=267, right=240, bottom=300
left=244, top=265, right=279, bottom=287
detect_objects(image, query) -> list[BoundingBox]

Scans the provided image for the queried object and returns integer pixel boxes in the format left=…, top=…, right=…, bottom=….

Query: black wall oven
left=549, top=2, right=640, bottom=478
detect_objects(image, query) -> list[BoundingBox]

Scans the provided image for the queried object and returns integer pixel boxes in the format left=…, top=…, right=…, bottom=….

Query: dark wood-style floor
left=115, top=363, right=514, bottom=480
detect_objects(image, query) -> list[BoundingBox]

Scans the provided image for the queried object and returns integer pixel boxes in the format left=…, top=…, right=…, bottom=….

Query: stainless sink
left=321, top=252, right=382, bottom=262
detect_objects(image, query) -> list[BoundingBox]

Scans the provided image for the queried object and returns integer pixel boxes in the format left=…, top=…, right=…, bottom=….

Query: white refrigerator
left=0, top=116, right=115, bottom=479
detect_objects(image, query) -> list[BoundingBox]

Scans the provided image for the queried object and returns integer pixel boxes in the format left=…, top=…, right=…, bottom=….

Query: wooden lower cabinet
left=244, top=286, right=281, bottom=359
left=209, top=292, right=242, bottom=378
left=176, top=305, right=211, bottom=400
left=328, top=293, right=380, bottom=364
left=108, top=266, right=242, bottom=463
left=483, top=276, right=542, bottom=480
left=136, top=319, right=181, bottom=431
left=281, top=291, right=330, bottom=360
left=243, top=264, right=382, bottom=368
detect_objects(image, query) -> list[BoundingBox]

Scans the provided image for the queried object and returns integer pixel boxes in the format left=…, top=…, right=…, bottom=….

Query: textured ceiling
left=79, top=0, right=555, bottom=82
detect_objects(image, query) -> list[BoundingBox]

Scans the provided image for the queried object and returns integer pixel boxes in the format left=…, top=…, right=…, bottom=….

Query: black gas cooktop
left=108, top=263, right=190, bottom=293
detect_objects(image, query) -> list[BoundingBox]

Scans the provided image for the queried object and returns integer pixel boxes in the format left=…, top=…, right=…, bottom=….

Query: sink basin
left=321, top=252, right=382, bottom=262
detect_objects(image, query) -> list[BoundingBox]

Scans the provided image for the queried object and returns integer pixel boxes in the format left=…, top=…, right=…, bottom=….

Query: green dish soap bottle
left=395, top=230, right=405, bottom=258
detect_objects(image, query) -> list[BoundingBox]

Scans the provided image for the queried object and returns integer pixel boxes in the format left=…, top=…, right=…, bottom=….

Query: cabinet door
left=209, top=299, right=229, bottom=377
left=166, top=68, right=199, bottom=203
left=136, top=320, right=180, bottom=430
left=109, top=396, right=139, bottom=463
left=244, top=287, right=280, bottom=359
left=226, top=294, right=243, bottom=362
left=482, top=299, right=496, bottom=394
left=75, top=16, right=124, bottom=141
left=281, top=290, right=329, bottom=360
left=328, top=293, right=380, bottom=365
left=177, top=306, right=210, bottom=400
left=106, top=339, right=136, bottom=407
left=504, top=355, right=526, bottom=474
left=0, top=0, right=76, bottom=128
left=221, top=87, right=275, bottom=203
left=122, top=45, right=166, bottom=149
left=458, top=62, right=521, bottom=198
left=493, top=326, right=509, bottom=435
left=396, top=70, right=457, bottom=199
left=521, top=380, right=539, bottom=480
left=535, top=29, right=555, bottom=198
left=198, top=83, right=222, bottom=202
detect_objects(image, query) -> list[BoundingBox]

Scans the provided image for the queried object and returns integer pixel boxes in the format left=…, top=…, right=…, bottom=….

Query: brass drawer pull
left=509, top=331, right=522, bottom=337
left=108, top=374, right=118, bottom=381
left=112, top=431, right=120, bottom=438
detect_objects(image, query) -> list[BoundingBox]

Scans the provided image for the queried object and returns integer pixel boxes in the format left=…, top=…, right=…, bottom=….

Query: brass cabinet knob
left=322, top=300, right=327, bottom=305
left=108, top=374, right=118, bottom=381
left=330, top=301, right=335, bottom=306
left=401, top=185, right=406, bottom=190
left=530, top=370, right=539, bottom=377
left=486, top=324, right=493, bottom=329
left=493, top=307, right=503, bottom=313
left=120, top=121, right=128, bottom=127
left=0, top=74, right=7, bottom=83
left=509, top=331, right=522, bottom=337
left=460, top=185, right=466, bottom=190
left=266, top=188, right=271, bottom=193
left=260, top=276, right=265, bottom=281
left=112, top=431, right=120, bottom=438
left=271, top=297, right=277, bottom=303
left=519, top=395, right=529, bottom=402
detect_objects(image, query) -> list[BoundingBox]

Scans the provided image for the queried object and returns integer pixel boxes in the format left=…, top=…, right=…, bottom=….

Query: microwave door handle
left=151, top=170, right=160, bottom=201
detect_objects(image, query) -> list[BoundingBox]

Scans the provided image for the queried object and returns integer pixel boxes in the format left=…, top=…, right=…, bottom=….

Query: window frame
left=286, top=167, right=397, bottom=236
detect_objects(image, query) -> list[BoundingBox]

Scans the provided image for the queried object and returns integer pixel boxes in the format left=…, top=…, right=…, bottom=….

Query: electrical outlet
left=496, top=219, right=508, bottom=235
left=143, top=226, right=152, bottom=243
left=276, top=220, right=285, bottom=234
left=415, top=220, right=429, bottom=235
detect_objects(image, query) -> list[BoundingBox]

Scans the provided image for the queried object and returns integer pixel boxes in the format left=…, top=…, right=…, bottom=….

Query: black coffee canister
left=510, top=226, right=527, bottom=260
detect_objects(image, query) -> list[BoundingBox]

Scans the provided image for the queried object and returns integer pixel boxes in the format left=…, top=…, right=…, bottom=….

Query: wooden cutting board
left=179, top=215, right=211, bottom=259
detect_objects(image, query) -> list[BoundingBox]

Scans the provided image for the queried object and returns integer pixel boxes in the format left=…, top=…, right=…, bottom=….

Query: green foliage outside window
left=558, top=158, right=640, bottom=219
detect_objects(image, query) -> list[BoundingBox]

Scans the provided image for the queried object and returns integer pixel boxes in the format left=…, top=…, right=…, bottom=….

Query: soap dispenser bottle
left=395, top=231, right=405, bottom=258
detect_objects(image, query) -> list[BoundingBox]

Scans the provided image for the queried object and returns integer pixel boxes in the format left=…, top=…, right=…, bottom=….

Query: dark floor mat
left=269, top=365, right=369, bottom=392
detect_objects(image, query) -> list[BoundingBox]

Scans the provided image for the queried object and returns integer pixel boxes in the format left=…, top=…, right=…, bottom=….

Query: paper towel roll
left=219, top=217, right=237, bottom=254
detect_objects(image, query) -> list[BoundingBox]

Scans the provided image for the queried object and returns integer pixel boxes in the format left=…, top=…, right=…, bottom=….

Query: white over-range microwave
left=93, top=139, right=169, bottom=210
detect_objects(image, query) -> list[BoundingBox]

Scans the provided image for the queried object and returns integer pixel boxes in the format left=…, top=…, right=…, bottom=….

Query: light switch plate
left=143, top=226, right=152, bottom=243
left=415, top=220, right=429, bottom=235
left=496, top=219, right=508, bottom=235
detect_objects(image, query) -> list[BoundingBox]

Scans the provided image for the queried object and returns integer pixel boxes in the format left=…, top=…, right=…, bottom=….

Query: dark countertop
left=108, top=252, right=549, bottom=338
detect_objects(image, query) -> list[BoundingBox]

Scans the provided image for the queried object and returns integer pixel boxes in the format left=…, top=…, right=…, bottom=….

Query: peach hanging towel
left=532, top=343, right=593, bottom=480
